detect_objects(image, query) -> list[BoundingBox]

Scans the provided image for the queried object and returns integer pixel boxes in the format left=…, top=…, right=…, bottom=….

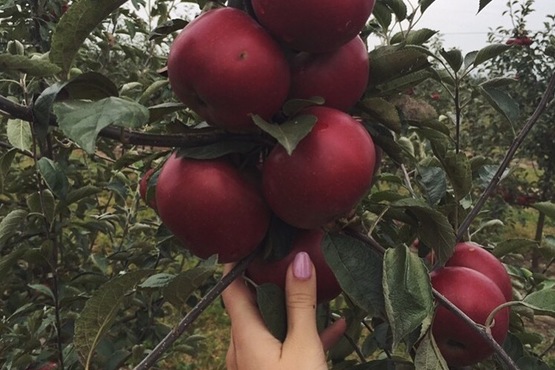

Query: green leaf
left=440, top=48, right=463, bottom=73
left=413, top=329, right=449, bottom=369
left=176, top=141, right=260, bottom=160
left=414, top=128, right=452, bottom=159
left=442, top=151, right=472, bottom=199
left=74, top=270, right=152, bottom=367
left=357, top=98, right=401, bottom=132
left=322, top=233, right=385, bottom=317
left=26, top=190, right=56, bottom=225
left=523, top=289, right=555, bottom=317
left=530, top=202, right=555, bottom=220
left=383, top=245, right=433, bottom=348
left=392, top=198, right=456, bottom=265
left=63, top=185, right=102, bottom=207
left=28, top=284, right=56, bottom=302
left=281, top=97, right=325, bottom=117
left=7, top=119, right=32, bottom=152
left=479, top=85, right=520, bottom=126
left=493, top=239, right=538, bottom=258
left=32, top=72, right=118, bottom=140
left=368, top=46, right=431, bottom=88
left=163, top=265, right=216, bottom=308
left=256, top=283, right=287, bottom=341
left=372, top=2, right=393, bottom=30
left=149, top=19, right=188, bottom=40
left=139, top=273, right=175, bottom=289
left=382, top=0, right=407, bottom=20
left=252, top=114, right=317, bottom=156
left=416, top=165, right=446, bottom=206
left=148, top=102, right=186, bottom=123
left=0, top=209, right=28, bottom=249
left=391, top=29, right=437, bottom=45
left=54, top=98, right=149, bottom=154
left=50, top=0, right=128, bottom=74
left=37, top=157, right=69, bottom=200
left=419, top=0, right=435, bottom=13
left=0, top=53, right=61, bottom=76
left=138, top=80, right=169, bottom=105
left=473, top=44, right=511, bottom=67
left=478, top=0, right=494, bottom=13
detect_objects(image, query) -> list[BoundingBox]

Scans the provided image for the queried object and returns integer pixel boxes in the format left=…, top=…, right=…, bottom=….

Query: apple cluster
left=430, top=242, right=512, bottom=367
left=142, top=1, right=377, bottom=280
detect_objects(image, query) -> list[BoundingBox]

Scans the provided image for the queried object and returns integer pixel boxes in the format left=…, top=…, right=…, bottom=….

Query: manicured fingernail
left=293, top=252, right=312, bottom=280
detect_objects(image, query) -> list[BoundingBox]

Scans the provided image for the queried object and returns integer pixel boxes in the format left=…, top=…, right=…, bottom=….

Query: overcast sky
left=372, top=0, right=554, bottom=53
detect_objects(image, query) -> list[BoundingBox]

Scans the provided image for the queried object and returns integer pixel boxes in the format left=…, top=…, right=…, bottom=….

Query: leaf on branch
left=176, top=140, right=261, bottom=160
left=357, top=97, right=402, bottom=132
left=478, top=0, right=494, bottom=14
left=74, top=270, right=152, bottom=367
left=523, top=289, right=555, bottom=317
left=162, top=265, right=216, bottom=308
left=530, top=202, right=555, bottom=221
left=493, top=239, right=538, bottom=258
left=0, top=53, right=61, bottom=77
left=414, top=329, right=449, bottom=369
left=37, top=157, right=70, bottom=200
left=478, top=84, right=520, bottom=126
left=252, top=114, right=317, bottom=155
left=473, top=43, right=511, bottom=67
left=322, top=233, right=385, bottom=317
left=7, top=119, right=32, bottom=152
left=392, top=198, right=456, bottom=265
left=53, top=97, right=149, bottom=154
left=416, top=165, right=447, bottom=206
left=442, top=151, right=472, bottom=200
left=0, top=209, right=28, bottom=250
left=50, top=0, right=128, bottom=74
left=383, top=245, right=434, bottom=348
left=149, top=19, right=188, bottom=41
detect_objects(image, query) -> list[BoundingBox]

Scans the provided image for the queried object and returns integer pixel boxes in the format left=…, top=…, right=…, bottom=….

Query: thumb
left=283, top=252, right=321, bottom=348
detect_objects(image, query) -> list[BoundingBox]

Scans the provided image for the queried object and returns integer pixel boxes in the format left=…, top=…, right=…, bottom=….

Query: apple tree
left=1, top=0, right=555, bottom=369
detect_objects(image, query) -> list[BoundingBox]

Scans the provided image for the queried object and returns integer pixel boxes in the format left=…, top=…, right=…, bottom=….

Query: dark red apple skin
left=262, top=106, right=376, bottom=229
left=445, top=242, right=513, bottom=301
left=167, top=7, right=290, bottom=131
left=155, top=153, right=271, bottom=263
left=246, top=229, right=341, bottom=303
left=252, top=0, right=376, bottom=53
left=289, top=36, right=369, bottom=112
left=431, top=266, right=510, bottom=367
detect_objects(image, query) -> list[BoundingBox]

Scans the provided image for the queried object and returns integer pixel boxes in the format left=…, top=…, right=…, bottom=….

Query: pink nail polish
left=293, top=252, right=312, bottom=280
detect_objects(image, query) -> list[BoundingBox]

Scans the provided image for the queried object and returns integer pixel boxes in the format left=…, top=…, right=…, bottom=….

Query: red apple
left=288, top=36, right=369, bottom=112
left=262, top=106, right=376, bottom=229
left=246, top=229, right=341, bottom=302
left=431, top=266, right=510, bottom=367
left=445, top=241, right=512, bottom=301
left=155, top=153, right=271, bottom=263
left=251, top=0, right=376, bottom=53
left=167, top=7, right=290, bottom=131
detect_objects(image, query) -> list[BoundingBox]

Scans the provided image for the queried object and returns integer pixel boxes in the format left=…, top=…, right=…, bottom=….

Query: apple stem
left=455, top=73, right=555, bottom=242
left=132, top=250, right=258, bottom=370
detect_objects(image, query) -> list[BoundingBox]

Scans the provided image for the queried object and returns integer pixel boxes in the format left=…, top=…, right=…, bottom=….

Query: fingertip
left=321, top=317, right=347, bottom=351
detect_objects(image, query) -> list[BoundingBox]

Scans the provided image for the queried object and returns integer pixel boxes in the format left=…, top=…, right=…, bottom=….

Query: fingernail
left=293, top=252, right=312, bottom=280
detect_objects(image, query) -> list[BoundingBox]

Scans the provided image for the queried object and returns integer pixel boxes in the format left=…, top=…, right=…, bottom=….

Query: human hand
left=222, top=251, right=346, bottom=370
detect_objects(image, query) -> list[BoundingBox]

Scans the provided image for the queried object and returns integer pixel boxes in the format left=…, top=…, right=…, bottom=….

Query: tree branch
left=0, top=94, right=272, bottom=148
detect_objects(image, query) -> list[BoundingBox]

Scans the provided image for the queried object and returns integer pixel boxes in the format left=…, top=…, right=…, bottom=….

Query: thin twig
left=456, top=73, right=555, bottom=241
left=133, top=251, right=257, bottom=370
